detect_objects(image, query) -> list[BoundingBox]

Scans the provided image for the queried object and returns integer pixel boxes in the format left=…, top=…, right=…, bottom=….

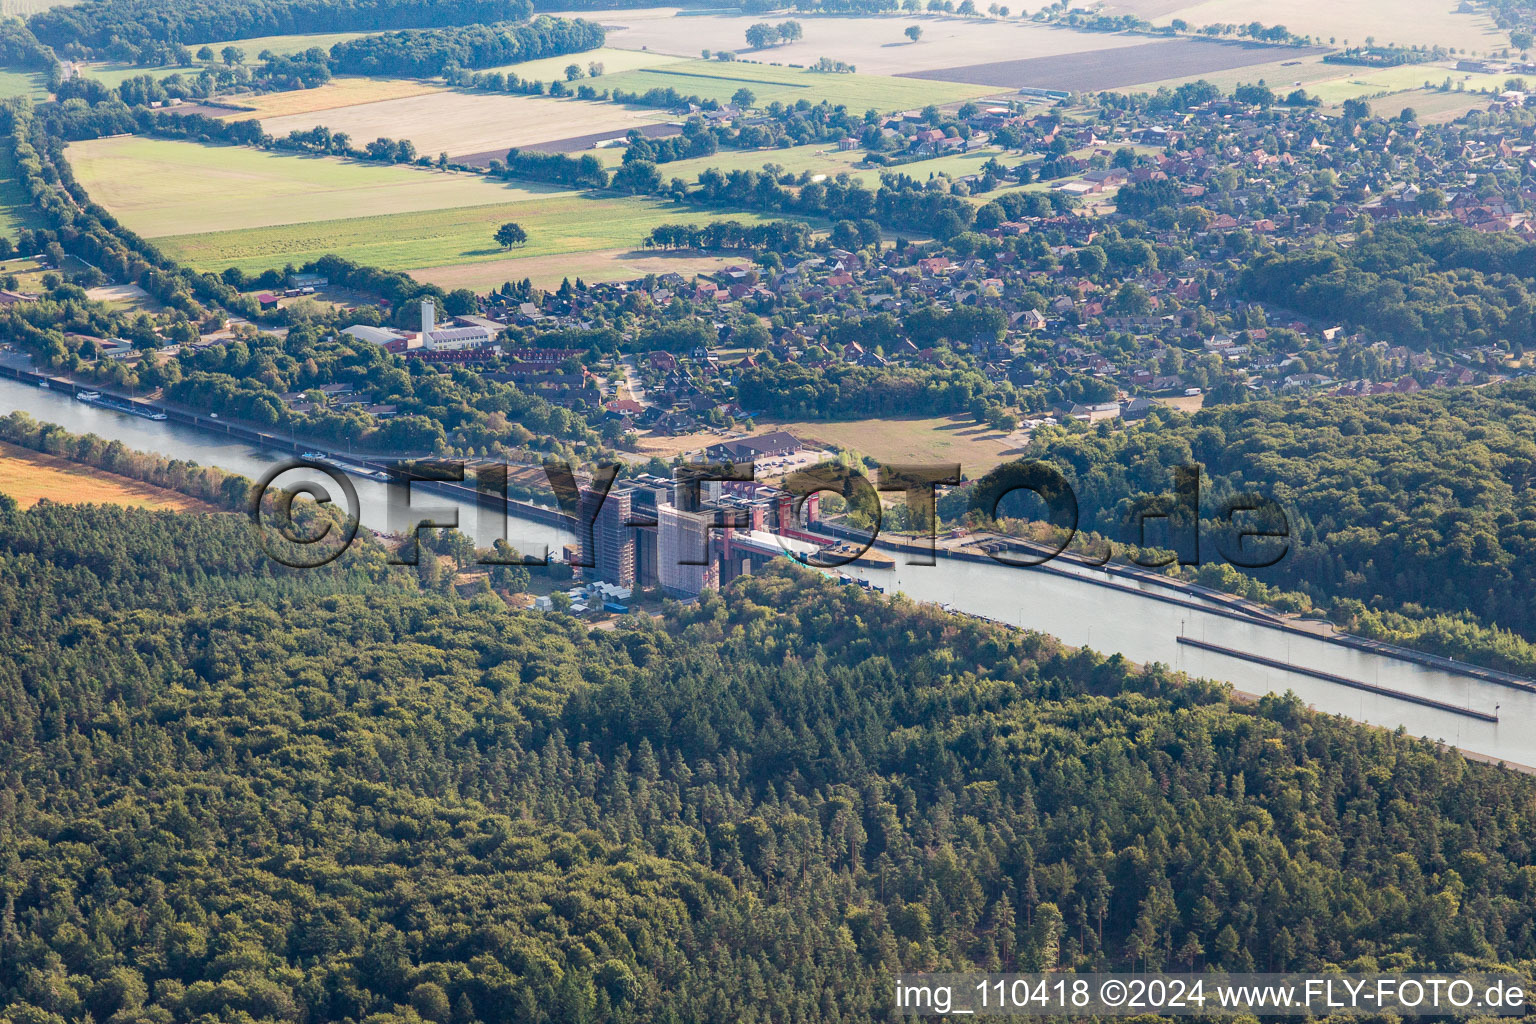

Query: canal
left=3, top=374, right=1532, bottom=768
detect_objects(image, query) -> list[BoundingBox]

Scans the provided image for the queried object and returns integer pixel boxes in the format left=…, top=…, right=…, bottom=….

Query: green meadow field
left=77, top=62, right=204, bottom=87
left=155, top=193, right=788, bottom=275
left=67, top=137, right=564, bottom=235
left=481, top=46, right=679, bottom=80
left=597, top=59, right=993, bottom=112
left=611, top=138, right=1017, bottom=191
left=64, top=134, right=805, bottom=283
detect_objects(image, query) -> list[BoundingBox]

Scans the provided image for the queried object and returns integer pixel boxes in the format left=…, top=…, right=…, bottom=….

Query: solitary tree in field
left=732, top=86, right=756, bottom=107
left=565, top=63, right=583, bottom=80
left=495, top=223, right=528, bottom=248
left=905, top=25, right=923, bottom=42
left=221, top=45, right=245, bottom=65
left=196, top=45, right=215, bottom=61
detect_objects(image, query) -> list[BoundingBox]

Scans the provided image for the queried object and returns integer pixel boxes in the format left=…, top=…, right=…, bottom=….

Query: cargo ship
left=75, top=390, right=169, bottom=420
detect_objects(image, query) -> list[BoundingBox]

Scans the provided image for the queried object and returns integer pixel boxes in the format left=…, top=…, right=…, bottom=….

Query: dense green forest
left=0, top=504, right=1534, bottom=1023
left=1239, top=221, right=1536, bottom=353
left=29, top=0, right=531, bottom=59
left=1000, top=378, right=1536, bottom=644
left=738, top=362, right=993, bottom=419
left=327, top=17, right=604, bottom=77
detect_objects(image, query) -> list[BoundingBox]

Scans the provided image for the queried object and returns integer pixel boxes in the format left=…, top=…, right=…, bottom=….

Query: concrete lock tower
left=420, top=298, right=436, bottom=346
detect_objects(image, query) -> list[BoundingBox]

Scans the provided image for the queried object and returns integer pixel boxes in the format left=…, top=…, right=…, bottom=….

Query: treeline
left=491, top=147, right=609, bottom=188
left=622, top=122, right=719, bottom=164
left=30, top=0, right=531, bottom=59
left=328, top=15, right=604, bottom=76
left=0, top=412, right=251, bottom=510
left=1239, top=219, right=1536, bottom=352
left=643, top=220, right=814, bottom=253
left=2, top=512, right=1534, bottom=1024
left=737, top=361, right=992, bottom=418
left=686, top=165, right=983, bottom=238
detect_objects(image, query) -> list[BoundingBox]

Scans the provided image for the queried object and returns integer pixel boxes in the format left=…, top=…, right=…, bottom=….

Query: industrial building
left=339, top=300, right=499, bottom=357
left=581, top=474, right=821, bottom=599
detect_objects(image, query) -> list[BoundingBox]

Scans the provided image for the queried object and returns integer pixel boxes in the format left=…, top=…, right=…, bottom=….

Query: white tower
left=420, top=298, right=436, bottom=347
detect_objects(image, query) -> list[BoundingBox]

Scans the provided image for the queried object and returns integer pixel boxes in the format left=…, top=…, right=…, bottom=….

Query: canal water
left=0, top=375, right=574, bottom=557
left=3, top=374, right=1532, bottom=767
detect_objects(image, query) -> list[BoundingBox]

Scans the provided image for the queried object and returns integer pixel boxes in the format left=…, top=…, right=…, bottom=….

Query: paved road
left=618, top=354, right=653, bottom=408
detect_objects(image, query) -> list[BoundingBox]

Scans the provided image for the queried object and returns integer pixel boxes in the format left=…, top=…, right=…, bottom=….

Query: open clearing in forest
left=0, top=440, right=218, bottom=512
left=67, top=136, right=564, bottom=236
left=0, top=142, right=44, bottom=237
left=153, top=192, right=790, bottom=276
left=257, top=91, right=672, bottom=160
left=0, top=67, right=46, bottom=99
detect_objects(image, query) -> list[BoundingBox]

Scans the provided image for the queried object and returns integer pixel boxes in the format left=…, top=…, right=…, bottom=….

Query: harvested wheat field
left=1122, top=0, right=1504, bottom=51
left=222, top=77, right=449, bottom=121
left=0, top=441, right=219, bottom=512
left=413, top=247, right=749, bottom=290
left=259, top=92, right=673, bottom=161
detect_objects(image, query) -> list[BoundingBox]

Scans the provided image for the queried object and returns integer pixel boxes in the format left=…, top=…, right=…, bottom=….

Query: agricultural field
left=0, top=0, right=71, bottom=14
left=1133, top=55, right=1515, bottom=106
left=902, top=37, right=1326, bottom=92
left=257, top=91, right=673, bottom=160
left=761, top=413, right=1029, bottom=473
left=221, top=76, right=447, bottom=120
left=0, top=440, right=218, bottom=512
left=1124, top=0, right=1507, bottom=52
left=153, top=192, right=791, bottom=278
left=1348, top=85, right=1498, bottom=123
left=414, top=248, right=749, bottom=290
left=1305, top=65, right=1512, bottom=104
left=596, top=58, right=995, bottom=111
left=67, top=137, right=561, bottom=236
left=566, top=9, right=1150, bottom=76
left=479, top=46, right=679, bottom=80
left=1132, top=52, right=1343, bottom=94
